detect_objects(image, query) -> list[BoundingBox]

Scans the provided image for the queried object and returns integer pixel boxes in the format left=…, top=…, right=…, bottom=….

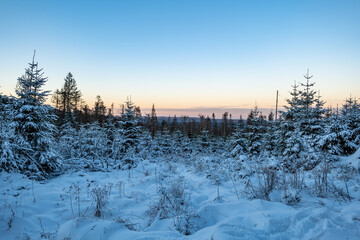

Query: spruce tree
left=276, top=71, right=326, bottom=171
left=13, top=53, right=60, bottom=177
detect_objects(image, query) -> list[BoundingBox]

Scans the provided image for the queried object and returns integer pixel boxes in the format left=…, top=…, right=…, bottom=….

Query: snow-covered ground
left=1, top=154, right=360, bottom=240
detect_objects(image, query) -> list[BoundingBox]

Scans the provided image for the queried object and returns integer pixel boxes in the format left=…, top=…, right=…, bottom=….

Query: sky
left=0, top=0, right=359, bottom=118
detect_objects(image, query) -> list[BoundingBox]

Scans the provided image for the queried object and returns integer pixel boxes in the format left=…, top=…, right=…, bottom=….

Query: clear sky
left=0, top=0, right=359, bottom=117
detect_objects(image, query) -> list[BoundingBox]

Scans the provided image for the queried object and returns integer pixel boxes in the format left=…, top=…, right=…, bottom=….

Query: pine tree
left=13, top=53, right=60, bottom=177
left=212, top=113, right=218, bottom=136
left=221, top=112, right=229, bottom=137
left=94, top=95, right=106, bottom=124
left=150, top=104, right=157, bottom=138
left=52, top=72, right=82, bottom=124
left=229, top=113, right=234, bottom=135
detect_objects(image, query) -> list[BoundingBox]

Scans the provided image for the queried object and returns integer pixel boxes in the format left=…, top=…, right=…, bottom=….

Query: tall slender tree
left=150, top=104, right=157, bottom=138
left=94, top=95, right=106, bottom=123
left=52, top=72, right=82, bottom=124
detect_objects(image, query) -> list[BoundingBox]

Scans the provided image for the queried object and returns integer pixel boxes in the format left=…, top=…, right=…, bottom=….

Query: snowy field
left=1, top=152, right=360, bottom=240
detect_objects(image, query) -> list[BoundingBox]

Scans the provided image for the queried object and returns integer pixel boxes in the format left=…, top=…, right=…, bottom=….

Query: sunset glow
left=0, top=0, right=359, bottom=117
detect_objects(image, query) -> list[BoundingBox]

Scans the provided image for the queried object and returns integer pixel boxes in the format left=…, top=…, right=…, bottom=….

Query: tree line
left=0, top=55, right=359, bottom=179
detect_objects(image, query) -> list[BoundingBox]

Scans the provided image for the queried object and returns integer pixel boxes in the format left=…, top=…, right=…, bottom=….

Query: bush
left=91, top=183, right=112, bottom=217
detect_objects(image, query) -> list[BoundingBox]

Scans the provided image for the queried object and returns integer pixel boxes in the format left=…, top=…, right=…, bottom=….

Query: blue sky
left=0, top=0, right=359, bottom=117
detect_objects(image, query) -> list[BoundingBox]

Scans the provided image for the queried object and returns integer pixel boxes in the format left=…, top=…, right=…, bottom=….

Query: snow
left=1, top=158, right=359, bottom=240
left=342, top=147, right=360, bottom=170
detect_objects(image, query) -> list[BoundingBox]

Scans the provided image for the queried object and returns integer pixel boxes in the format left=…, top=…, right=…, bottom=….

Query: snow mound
left=342, top=147, right=360, bottom=170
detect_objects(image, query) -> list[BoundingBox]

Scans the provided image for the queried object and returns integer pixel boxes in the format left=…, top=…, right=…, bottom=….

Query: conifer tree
left=0, top=93, right=19, bottom=171
left=94, top=95, right=106, bottom=124
left=298, top=70, right=325, bottom=137
left=150, top=104, right=157, bottom=138
left=170, top=115, right=178, bottom=133
left=245, top=106, right=266, bottom=155
left=319, top=97, right=360, bottom=155
left=119, top=97, right=141, bottom=166
left=276, top=71, right=326, bottom=171
left=13, top=53, right=60, bottom=177
left=221, top=112, right=229, bottom=137
left=212, top=113, right=218, bottom=136
left=341, top=96, right=360, bottom=146
left=52, top=72, right=82, bottom=124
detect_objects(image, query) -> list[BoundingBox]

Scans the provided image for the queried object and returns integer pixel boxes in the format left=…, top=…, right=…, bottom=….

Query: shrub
left=91, top=183, right=112, bottom=217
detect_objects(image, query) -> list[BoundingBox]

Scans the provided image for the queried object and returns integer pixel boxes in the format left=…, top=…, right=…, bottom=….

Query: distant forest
left=50, top=71, right=245, bottom=138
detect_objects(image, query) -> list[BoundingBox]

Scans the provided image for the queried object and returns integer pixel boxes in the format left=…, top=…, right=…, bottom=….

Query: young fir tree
left=245, top=106, right=266, bottom=156
left=298, top=70, right=326, bottom=138
left=58, top=121, right=78, bottom=160
left=277, top=71, right=326, bottom=171
left=277, top=81, right=303, bottom=171
left=319, top=97, right=360, bottom=155
left=230, top=116, right=247, bottom=157
left=13, top=53, right=60, bottom=177
left=119, top=97, right=141, bottom=166
left=341, top=97, right=360, bottom=146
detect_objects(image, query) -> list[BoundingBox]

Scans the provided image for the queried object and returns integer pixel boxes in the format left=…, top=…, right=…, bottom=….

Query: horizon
left=1, top=0, right=359, bottom=116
